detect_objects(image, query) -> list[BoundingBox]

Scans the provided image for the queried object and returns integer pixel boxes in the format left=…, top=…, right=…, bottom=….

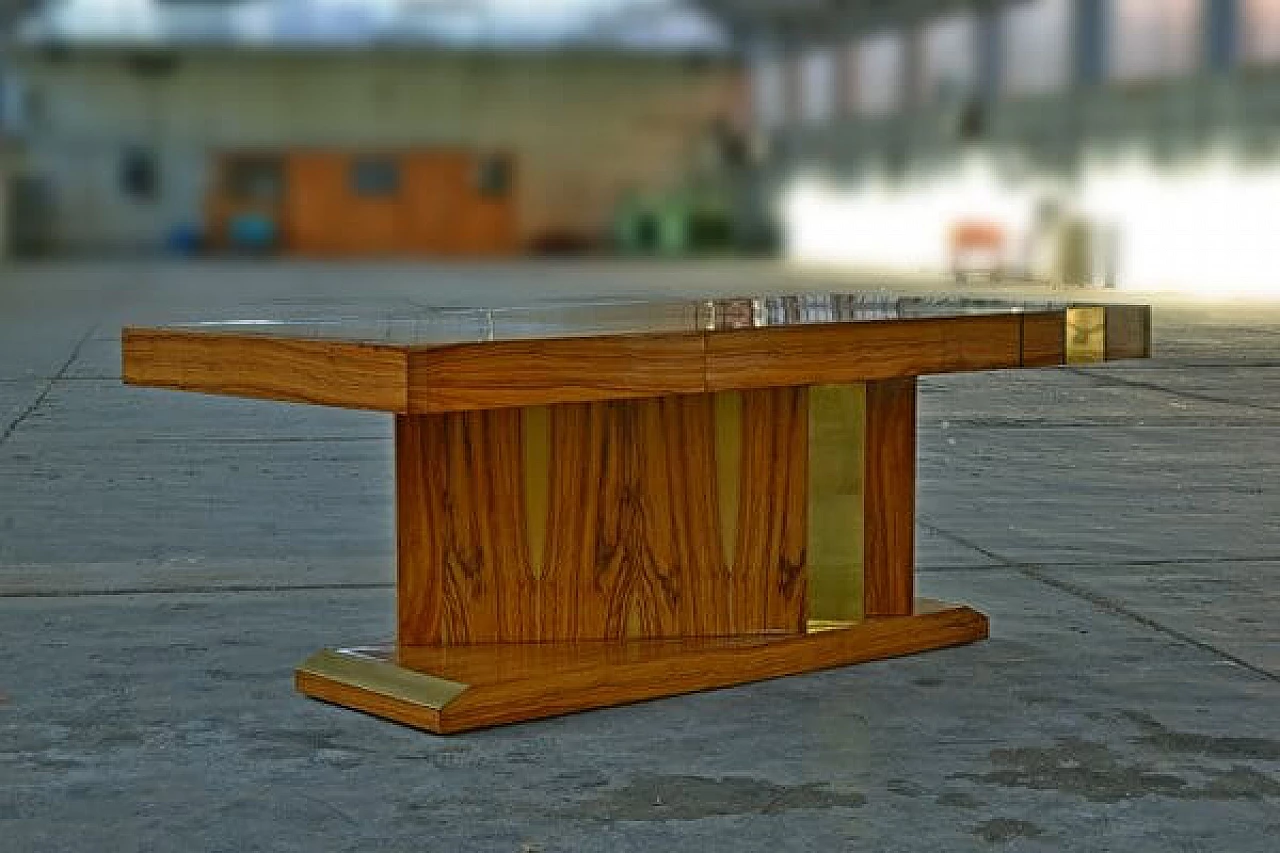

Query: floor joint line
left=919, top=521, right=1280, bottom=684
left=0, top=324, right=100, bottom=448
left=1068, top=367, right=1280, bottom=414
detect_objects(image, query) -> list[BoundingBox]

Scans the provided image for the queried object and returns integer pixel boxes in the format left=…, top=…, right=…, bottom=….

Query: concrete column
left=1207, top=0, right=1239, bottom=73
left=902, top=20, right=923, bottom=112
left=0, top=149, right=8, bottom=263
left=977, top=2, right=1002, bottom=103
left=1073, top=0, right=1106, bottom=87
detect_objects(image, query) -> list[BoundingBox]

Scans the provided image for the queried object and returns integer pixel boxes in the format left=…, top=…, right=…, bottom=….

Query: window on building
left=121, top=146, right=158, bottom=201
left=350, top=156, right=400, bottom=197
left=225, top=156, right=284, bottom=203
left=855, top=31, right=905, bottom=116
left=842, top=40, right=861, bottom=114
left=1002, top=0, right=1072, bottom=96
left=750, top=52, right=787, bottom=130
left=920, top=12, right=979, bottom=103
left=476, top=154, right=512, bottom=198
left=1243, top=0, right=1280, bottom=64
left=0, top=72, right=12, bottom=132
left=799, top=48, right=838, bottom=124
left=1108, top=0, right=1203, bottom=82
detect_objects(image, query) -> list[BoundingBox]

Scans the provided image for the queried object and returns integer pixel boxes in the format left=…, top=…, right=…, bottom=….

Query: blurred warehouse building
left=707, top=0, right=1280, bottom=296
left=5, top=1, right=1280, bottom=296
left=0, top=0, right=744, bottom=258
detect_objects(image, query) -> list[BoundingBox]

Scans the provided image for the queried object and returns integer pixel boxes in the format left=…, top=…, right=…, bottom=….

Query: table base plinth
left=295, top=599, right=988, bottom=734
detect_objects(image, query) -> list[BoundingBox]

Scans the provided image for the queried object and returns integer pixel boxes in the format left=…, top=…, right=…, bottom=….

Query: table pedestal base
left=296, top=599, right=988, bottom=734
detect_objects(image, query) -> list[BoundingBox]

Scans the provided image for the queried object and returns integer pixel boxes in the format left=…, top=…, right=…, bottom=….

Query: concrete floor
left=1, top=259, right=1278, bottom=852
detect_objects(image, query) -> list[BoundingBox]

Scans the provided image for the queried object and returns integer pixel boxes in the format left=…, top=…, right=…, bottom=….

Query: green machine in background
left=613, top=118, right=782, bottom=258
left=614, top=187, right=736, bottom=257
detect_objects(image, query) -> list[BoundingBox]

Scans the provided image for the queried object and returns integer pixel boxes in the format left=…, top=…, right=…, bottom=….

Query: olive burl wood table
left=122, top=294, right=1150, bottom=733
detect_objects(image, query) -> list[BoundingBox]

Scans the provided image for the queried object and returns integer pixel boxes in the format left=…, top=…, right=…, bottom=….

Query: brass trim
left=807, top=384, right=866, bottom=622
left=522, top=406, right=550, bottom=580
left=806, top=619, right=860, bottom=633
left=297, top=648, right=468, bottom=711
left=714, top=391, right=742, bottom=568
left=1066, top=306, right=1107, bottom=364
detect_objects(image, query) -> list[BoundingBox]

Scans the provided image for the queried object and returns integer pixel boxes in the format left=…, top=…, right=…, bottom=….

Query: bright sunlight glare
left=782, top=146, right=1280, bottom=298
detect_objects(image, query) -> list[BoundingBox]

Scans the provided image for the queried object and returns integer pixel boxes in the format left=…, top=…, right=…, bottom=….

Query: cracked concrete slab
left=2, top=260, right=1278, bottom=852
left=0, top=434, right=395, bottom=564
left=0, top=557, right=395, bottom=597
left=919, top=367, right=1278, bottom=426
left=1072, top=365, right=1280, bottom=412
left=22, top=380, right=388, bottom=443
left=0, top=569, right=1274, bottom=852
left=1018, top=561, right=1280, bottom=677
left=920, top=423, right=1280, bottom=564
left=0, top=381, right=47, bottom=439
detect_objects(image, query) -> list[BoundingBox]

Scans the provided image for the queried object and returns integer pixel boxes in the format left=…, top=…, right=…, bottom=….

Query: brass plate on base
left=296, top=599, right=989, bottom=734
left=1066, top=306, right=1107, bottom=364
left=297, top=648, right=468, bottom=710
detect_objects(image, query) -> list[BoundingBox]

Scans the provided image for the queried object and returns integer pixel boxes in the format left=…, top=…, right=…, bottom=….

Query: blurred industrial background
left=2, top=0, right=1280, bottom=295
left=3, top=7, right=1279, bottom=850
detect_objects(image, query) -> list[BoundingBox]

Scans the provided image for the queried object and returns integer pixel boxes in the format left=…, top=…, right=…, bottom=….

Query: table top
left=142, top=293, right=1066, bottom=346
left=122, top=292, right=1151, bottom=414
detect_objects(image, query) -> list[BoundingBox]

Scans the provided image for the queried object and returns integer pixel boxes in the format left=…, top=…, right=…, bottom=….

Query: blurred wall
left=743, top=0, right=1280, bottom=187
left=728, top=0, right=1280, bottom=293
left=9, top=49, right=739, bottom=253
left=0, top=154, right=7, bottom=261
left=0, top=139, right=16, bottom=261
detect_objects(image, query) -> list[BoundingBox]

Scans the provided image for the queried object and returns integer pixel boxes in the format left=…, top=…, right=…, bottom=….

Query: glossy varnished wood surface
left=703, top=315, right=1022, bottom=391
left=124, top=304, right=1152, bottom=413
left=396, top=389, right=817, bottom=645
left=296, top=600, right=989, bottom=733
left=396, top=412, right=535, bottom=645
left=538, top=396, right=729, bottom=640
left=406, top=333, right=706, bottom=413
left=123, top=296, right=1153, bottom=733
left=863, top=378, right=917, bottom=617
left=122, top=328, right=409, bottom=412
left=1020, top=312, right=1069, bottom=367
left=730, top=389, right=809, bottom=634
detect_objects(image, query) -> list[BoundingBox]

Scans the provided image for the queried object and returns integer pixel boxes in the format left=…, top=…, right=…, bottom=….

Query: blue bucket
left=228, top=213, right=277, bottom=253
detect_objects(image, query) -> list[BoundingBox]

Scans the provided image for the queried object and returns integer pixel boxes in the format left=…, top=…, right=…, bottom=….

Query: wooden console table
left=122, top=294, right=1150, bottom=733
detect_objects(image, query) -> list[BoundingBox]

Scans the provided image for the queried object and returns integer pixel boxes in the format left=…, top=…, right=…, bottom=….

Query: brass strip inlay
left=807, top=619, right=860, bottom=633
left=1066, top=306, right=1107, bottom=365
left=714, top=392, right=743, bottom=571
left=807, top=384, right=866, bottom=622
left=522, top=405, right=550, bottom=580
left=297, top=649, right=468, bottom=710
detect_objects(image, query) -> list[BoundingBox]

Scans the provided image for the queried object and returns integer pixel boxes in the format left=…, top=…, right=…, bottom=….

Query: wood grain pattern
left=1020, top=312, right=1067, bottom=367
left=122, top=328, right=408, bottom=412
left=407, top=333, right=706, bottom=413
left=538, top=395, right=729, bottom=640
left=863, top=378, right=916, bottom=617
left=396, top=412, right=536, bottom=645
left=124, top=306, right=1148, bottom=415
left=395, top=389, right=819, bottom=645
left=729, top=388, right=809, bottom=634
left=705, top=315, right=1023, bottom=390
left=296, top=601, right=989, bottom=733
left=396, top=415, right=441, bottom=645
